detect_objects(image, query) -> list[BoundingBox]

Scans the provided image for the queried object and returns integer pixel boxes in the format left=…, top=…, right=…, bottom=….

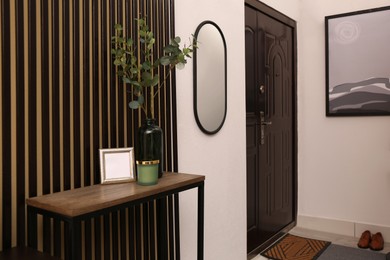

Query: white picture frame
left=99, top=147, right=135, bottom=184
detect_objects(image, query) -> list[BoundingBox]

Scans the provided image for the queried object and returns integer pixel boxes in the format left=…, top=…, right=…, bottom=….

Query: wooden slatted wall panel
left=0, top=0, right=179, bottom=259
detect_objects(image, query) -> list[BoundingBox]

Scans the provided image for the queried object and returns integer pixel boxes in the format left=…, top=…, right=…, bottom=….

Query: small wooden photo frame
left=99, top=147, right=135, bottom=184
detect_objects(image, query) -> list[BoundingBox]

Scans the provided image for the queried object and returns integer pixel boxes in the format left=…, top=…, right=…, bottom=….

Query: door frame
left=245, top=0, right=298, bottom=258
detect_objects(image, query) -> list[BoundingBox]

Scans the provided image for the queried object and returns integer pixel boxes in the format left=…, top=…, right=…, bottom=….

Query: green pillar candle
left=136, top=160, right=159, bottom=186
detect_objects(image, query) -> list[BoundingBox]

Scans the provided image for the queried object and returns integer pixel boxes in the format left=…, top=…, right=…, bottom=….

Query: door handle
left=260, top=112, right=272, bottom=145
left=259, top=85, right=265, bottom=94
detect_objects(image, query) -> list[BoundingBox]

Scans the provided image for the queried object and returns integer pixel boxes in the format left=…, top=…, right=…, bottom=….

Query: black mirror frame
left=193, top=20, right=227, bottom=135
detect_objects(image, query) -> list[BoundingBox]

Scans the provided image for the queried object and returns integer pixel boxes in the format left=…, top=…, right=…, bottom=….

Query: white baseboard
left=297, top=215, right=390, bottom=243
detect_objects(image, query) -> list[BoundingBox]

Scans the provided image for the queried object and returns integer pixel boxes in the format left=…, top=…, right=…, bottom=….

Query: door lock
left=260, top=111, right=272, bottom=145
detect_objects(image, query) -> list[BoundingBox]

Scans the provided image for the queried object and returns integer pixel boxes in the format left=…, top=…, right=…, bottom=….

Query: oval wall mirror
left=194, top=21, right=227, bottom=134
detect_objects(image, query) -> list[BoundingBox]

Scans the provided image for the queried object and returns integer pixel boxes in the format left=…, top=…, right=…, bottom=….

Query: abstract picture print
left=325, top=6, right=390, bottom=116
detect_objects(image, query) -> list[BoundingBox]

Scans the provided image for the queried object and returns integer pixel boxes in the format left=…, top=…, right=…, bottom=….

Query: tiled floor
left=252, top=226, right=390, bottom=259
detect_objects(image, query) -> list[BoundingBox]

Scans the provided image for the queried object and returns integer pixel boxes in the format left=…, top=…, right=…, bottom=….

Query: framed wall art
left=99, top=147, right=136, bottom=184
left=325, top=6, right=390, bottom=116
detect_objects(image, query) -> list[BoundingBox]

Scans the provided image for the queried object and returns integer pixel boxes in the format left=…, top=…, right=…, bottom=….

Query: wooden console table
left=26, top=172, right=205, bottom=260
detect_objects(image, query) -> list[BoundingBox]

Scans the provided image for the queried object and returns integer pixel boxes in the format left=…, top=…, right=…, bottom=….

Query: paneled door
left=245, top=1, right=297, bottom=255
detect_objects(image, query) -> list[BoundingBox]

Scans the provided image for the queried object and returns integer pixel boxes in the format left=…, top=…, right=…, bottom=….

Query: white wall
left=298, top=0, right=390, bottom=227
left=176, top=0, right=390, bottom=259
left=175, top=0, right=300, bottom=259
left=175, top=1, right=246, bottom=259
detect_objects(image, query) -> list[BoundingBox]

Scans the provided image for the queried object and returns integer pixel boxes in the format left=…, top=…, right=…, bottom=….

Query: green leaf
left=142, top=72, right=152, bottom=81
left=164, top=45, right=177, bottom=53
left=114, top=24, right=123, bottom=30
left=159, top=56, right=171, bottom=66
left=170, top=37, right=180, bottom=47
left=134, top=85, right=142, bottom=92
left=142, top=62, right=151, bottom=70
left=174, top=36, right=181, bottom=43
left=136, top=18, right=145, bottom=26
left=151, top=75, right=159, bottom=87
left=176, top=62, right=185, bottom=70
left=138, top=95, right=144, bottom=105
left=131, top=81, right=142, bottom=87
left=122, top=77, right=131, bottom=84
left=131, top=56, right=137, bottom=65
left=178, top=53, right=185, bottom=62
left=129, top=101, right=140, bottom=109
left=183, top=48, right=192, bottom=56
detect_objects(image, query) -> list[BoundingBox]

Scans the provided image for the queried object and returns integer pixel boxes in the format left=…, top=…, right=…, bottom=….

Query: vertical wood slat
left=52, top=0, right=61, bottom=194
left=91, top=0, right=101, bottom=258
left=62, top=0, right=71, bottom=192
left=1, top=0, right=178, bottom=258
left=73, top=0, right=81, bottom=190
left=94, top=217, right=101, bottom=260
left=103, top=214, right=110, bottom=260
left=82, top=0, right=92, bottom=256
left=100, top=0, right=111, bottom=258
left=119, top=209, right=126, bottom=260
left=149, top=202, right=156, bottom=259
left=27, top=0, right=37, bottom=201
left=128, top=206, right=135, bottom=259
left=116, top=0, right=124, bottom=148
left=109, top=0, right=117, bottom=149
left=10, top=0, right=17, bottom=248
left=100, top=0, right=108, bottom=151
left=112, top=212, right=119, bottom=260
left=143, top=204, right=149, bottom=259
left=170, top=0, right=178, bottom=173
left=52, top=0, right=62, bottom=256
left=15, top=0, right=25, bottom=248
left=41, top=0, right=51, bottom=254
left=135, top=205, right=142, bottom=259
left=82, top=0, right=91, bottom=188
left=0, top=0, right=3, bottom=252
left=1, top=0, right=12, bottom=250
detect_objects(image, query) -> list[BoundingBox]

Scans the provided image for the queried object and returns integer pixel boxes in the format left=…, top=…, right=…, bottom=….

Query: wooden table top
left=26, top=172, right=204, bottom=218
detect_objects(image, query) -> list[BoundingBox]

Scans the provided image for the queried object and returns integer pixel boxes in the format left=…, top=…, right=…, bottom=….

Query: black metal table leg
left=174, top=193, right=181, bottom=260
left=197, top=182, right=204, bottom=260
left=27, top=206, right=37, bottom=249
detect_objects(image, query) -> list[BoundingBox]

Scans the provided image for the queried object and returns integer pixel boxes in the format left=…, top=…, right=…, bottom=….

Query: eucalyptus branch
left=140, top=102, right=147, bottom=116
left=153, top=64, right=176, bottom=98
left=112, top=17, right=196, bottom=119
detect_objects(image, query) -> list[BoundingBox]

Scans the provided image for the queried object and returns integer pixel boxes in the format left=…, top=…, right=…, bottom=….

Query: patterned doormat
left=261, top=234, right=331, bottom=260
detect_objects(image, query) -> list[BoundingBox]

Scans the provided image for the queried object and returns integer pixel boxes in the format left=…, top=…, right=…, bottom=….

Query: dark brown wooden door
left=245, top=2, right=297, bottom=255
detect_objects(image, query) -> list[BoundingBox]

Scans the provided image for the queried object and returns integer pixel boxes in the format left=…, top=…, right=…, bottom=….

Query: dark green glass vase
left=136, top=118, right=163, bottom=178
